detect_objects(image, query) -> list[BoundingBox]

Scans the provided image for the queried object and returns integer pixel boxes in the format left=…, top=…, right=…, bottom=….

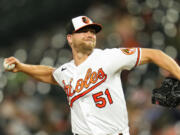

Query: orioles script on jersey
left=62, top=68, right=107, bottom=107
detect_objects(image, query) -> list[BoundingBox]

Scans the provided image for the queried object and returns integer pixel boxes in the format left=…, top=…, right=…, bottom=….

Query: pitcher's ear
left=67, top=34, right=72, bottom=45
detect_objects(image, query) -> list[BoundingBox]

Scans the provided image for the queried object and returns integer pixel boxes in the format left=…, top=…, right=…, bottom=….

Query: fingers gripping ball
left=3, top=60, right=15, bottom=70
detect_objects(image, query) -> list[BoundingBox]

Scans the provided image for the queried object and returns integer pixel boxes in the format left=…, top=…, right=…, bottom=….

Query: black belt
left=74, top=133, right=123, bottom=135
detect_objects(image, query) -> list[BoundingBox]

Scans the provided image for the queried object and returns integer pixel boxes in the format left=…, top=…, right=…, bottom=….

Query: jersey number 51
left=92, top=89, right=113, bottom=108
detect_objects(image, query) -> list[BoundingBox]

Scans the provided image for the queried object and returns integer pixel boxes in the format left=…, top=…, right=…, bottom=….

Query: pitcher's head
left=66, top=16, right=102, bottom=53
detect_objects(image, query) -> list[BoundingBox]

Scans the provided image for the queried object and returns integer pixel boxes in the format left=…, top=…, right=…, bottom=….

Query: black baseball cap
left=66, top=16, right=102, bottom=34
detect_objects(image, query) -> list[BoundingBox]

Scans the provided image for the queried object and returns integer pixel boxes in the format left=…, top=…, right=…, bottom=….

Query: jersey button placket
left=79, top=100, right=93, bottom=133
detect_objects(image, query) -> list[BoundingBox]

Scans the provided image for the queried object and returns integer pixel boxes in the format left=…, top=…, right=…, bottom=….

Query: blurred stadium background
left=0, top=0, right=180, bottom=135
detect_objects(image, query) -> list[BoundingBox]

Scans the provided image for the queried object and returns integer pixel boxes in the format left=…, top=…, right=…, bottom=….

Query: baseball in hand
left=3, top=60, right=15, bottom=70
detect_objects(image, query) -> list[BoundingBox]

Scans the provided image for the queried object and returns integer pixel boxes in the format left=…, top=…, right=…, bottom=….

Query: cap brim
left=73, top=23, right=102, bottom=34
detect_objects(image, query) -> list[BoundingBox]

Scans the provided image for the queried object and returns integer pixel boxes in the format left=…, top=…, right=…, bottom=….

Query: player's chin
left=85, top=43, right=95, bottom=50
left=81, top=44, right=95, bottom=53
left=78, top=41, right=95, bottom=52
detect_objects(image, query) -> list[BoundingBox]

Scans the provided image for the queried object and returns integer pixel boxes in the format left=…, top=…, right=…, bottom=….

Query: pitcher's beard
left=75, top=41, right=96, bottom=55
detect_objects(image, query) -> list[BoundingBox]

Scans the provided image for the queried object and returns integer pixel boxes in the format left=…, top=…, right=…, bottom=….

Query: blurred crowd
left=0, top=0, right=180, bottom=135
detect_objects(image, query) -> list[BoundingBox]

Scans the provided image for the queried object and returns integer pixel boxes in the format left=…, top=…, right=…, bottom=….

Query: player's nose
left=86, top=30, right=95, bottom=37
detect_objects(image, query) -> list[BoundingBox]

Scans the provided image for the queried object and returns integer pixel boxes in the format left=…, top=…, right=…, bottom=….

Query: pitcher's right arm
left=4, top=57, right=58, bottom=85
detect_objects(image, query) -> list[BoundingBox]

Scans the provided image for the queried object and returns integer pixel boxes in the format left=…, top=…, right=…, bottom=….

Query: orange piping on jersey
left=70, top=68, right=107, bottom=107
left=135, top=48, right=140, bottom=67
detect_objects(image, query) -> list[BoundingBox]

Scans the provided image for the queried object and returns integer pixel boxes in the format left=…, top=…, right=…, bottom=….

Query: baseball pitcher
left=4, top=16, right=180, bottom=135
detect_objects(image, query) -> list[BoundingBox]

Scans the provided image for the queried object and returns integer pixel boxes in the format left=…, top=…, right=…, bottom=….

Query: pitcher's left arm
left=139, top=48, right=180, bottom=80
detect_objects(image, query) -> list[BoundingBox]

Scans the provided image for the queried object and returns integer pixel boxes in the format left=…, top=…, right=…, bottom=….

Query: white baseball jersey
left=53, top=48, right=141, bottom=135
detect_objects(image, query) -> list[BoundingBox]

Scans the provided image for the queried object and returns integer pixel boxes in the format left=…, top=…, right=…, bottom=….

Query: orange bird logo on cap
left=82, top=17, right=90, bottom=24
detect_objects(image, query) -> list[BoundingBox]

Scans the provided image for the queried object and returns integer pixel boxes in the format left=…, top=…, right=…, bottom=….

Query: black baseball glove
left=152, top=77, right=180, bottom=108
